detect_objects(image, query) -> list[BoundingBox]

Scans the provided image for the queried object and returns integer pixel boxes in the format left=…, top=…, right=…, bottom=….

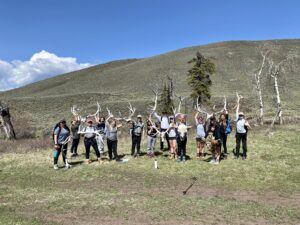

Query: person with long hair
left=146, top=119, right=159, bottom=157
left=53, top=119, right=71, bottom=170
left=166, top=117, right=178, bottom=160
left=219, top=110, right=231, bottom=159
left=70, top=118, right=81, bottom=157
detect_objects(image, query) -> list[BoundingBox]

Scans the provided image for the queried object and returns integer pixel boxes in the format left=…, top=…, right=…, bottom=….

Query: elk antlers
left=71, top=102, right=101, bottom=122
left=195, top=96, right=227, bottom=120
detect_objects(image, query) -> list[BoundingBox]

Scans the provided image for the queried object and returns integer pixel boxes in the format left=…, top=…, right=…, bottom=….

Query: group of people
left=52, top=108, right=251, bottom=170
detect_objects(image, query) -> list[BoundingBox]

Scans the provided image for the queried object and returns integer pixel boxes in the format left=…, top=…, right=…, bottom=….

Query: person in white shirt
left=153, top=111, right=171, bottom=150
left=235, top=112, right=251, bottom=160
left=79, top=119, right=102, bottom=164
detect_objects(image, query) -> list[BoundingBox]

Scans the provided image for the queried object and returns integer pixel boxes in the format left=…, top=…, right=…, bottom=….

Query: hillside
left=1, top=39, right=300, bottom=135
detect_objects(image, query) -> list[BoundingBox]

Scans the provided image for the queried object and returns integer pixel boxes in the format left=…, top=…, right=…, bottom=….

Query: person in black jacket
left=219, top=111, right=231, bottom=159
left=70, top=119, right=81, bottom=157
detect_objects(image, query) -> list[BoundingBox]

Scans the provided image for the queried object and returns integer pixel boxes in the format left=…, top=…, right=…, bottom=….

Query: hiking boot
left=65, top=163, right=72, bottom=169
left=53, top=164, right=59, bottom=170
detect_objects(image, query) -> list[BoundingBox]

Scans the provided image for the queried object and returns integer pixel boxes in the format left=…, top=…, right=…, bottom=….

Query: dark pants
left=131, top=135, right=142, bottom=156
left=221, top=133, right=228, bottom=154
left=236, top=133, right=247, bottom=158
left=84, top=138, right=100, bottom=159
left=160, top=128, right=170, bottom=150
left=53, top=144, right=68, bottom=165
left=107, top=139, right=118, bottom=160
left=71, top=138, right=80, bottom=154
left=177, top=137, right=187, bottom=160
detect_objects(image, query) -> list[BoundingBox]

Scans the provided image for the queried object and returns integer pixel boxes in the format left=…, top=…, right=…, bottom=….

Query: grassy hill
left=1, top=39, right=300, bottom=135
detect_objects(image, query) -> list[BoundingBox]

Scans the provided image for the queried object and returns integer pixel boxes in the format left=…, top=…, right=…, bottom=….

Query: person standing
left=177, top=115, right=192, bottom=162
left=79, top=119, right=102, bottom=164
left=235, top=112, right=251, bottom=160
left=96, top=116, right=106, bottom=154
left=219, top=111, right=231, bottom=159
left=195, top=113, right=206, bottom=160
left=166, top=117, right=178, bottom=160
left=153, top=111, right=170, bottom=150
left=70, top=119, right=81, bottom=157
left=130, top=115, right=144, bottom=158
left=53, top=119, right=71, bottom=170
left=146, top=119, right=158, bottom=157
left=106, top=118, right=122, bottom=161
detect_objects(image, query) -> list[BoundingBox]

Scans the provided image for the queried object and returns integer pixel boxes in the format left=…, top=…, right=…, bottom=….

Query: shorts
left=169, top=137, right=177, bottom=140
left=196, top=137, right=206, bottom=143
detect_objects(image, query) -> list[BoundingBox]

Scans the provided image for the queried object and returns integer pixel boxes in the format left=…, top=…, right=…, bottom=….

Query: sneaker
left=65, top=163, right=72, bottom=169
left=214, top=160, right=220, bottom=165
left=209, top=159, right=216, bottom=164
left=242, top=156, right=246, bottom=160
left=234, top=156, right=239, bottom=160
left=182, top=156, right=186, bottom=162
left=53, top=164, right=59, bottom=170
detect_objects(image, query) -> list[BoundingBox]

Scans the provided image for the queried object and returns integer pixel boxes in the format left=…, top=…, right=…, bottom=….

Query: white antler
left=87, top=102, right=101, bottom=118
left=214, top=96, right=227, bottom=114
left=195, top=97, right=214, bottom=120
left=123, top=102, right=136, bottom=122
left=71, top=105, right=82, bottom=121
left=106, top=107, right=114, bottom=120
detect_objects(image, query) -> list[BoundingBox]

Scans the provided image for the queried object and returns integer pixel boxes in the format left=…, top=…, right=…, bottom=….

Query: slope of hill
left=1, top=39, right=299, bottom=134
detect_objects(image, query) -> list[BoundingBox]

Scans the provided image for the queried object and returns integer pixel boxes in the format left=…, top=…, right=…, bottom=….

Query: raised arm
left=195, top=111, right=199, bottom=124
left=153, top=112, right=161, bottom=122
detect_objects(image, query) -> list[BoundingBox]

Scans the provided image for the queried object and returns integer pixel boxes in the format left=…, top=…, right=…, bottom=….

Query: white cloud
left=0, top=50, right=92, bottom=91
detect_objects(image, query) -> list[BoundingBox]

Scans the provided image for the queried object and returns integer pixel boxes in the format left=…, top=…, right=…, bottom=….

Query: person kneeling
left=206, top=125, right=222, bottom=165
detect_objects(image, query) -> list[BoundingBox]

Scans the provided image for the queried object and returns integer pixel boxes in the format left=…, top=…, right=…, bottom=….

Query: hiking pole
left=182, top=177, right=197, bottom=195
left=60, top=136, right=71, bottom=167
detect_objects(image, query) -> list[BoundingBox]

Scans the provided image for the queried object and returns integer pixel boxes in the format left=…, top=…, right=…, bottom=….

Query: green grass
left=0, top=124, right=299, bottom=224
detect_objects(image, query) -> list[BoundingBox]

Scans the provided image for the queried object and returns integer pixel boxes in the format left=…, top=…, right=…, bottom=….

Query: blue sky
left=0, top=0, right=299, bottom=90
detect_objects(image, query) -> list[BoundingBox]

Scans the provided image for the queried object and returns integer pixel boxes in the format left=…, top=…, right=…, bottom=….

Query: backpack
left=52, top=123, right=70, bottom=141
left=132, top=122, right=144, bottom=136
left=225, top=119, right=232, bottom=135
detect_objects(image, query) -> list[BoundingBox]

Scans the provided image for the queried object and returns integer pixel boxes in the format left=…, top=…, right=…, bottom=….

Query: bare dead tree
left=0, top=102, right=16, bottom=140
left=254, top=50, right=269, bottom=125
left=266, top=52, right=297, bottom=127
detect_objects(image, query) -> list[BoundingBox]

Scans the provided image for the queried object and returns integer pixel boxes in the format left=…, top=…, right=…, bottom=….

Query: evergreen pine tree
left=187, top=52, right=216, bottom=105
left=158, top=83, right=174, bottom=114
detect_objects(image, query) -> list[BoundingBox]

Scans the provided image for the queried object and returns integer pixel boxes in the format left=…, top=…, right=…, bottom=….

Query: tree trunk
left=0, top=106, right=16, bottom=140
left=273, top=75, right=283, bottom=125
